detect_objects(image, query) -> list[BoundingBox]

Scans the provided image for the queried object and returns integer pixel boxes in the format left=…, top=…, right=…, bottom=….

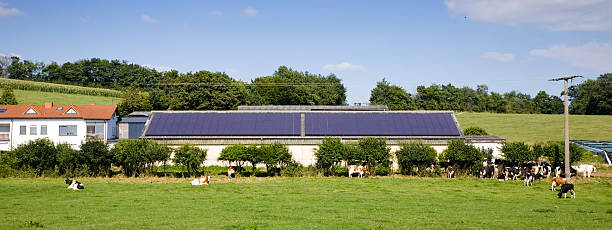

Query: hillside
left=0, top=78, right=122, bottom=105
left=14, top=90, right=120, bottom=105
left=456, top=112, right=612, bottom=142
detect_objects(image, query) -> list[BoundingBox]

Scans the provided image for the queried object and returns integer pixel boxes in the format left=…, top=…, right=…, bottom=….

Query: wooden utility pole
left=549, top=76, right=582, bottom=182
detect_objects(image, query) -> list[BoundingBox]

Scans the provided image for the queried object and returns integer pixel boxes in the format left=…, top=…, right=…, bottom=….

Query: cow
left=558, top=184, right=575, bottom=199
left=555, top=166, right=562, bottom=177
left=497, top=171, right=508, bottom=181
left=479, top=165, right=495, bottom=179
left=446, top=166, right=457, bottom=178
left=523, top=172, right=534, bottom=186
left=191, top=176, right=211, bottom=185
left=506, top=167, right=521, bottom=180
left=227, top=166, right=236, bottom=179
left=348, top=165, right=368, bottom=178
left=65, top=178, right=84, bottom=190
left=551, top=177, right=567, bottom=191
left=577, top=164, right=596, bottom=178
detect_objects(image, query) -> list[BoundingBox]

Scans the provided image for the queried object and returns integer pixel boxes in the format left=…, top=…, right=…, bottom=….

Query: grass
left=456, top=112, right=612, bottom=143
left=14, top=90, right=121, bottom=105
left=0, top=176, right=610, bottom=229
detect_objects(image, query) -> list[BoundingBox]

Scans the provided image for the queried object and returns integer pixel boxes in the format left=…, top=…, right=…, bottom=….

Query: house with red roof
left=0, top=102, right=118, bottom=151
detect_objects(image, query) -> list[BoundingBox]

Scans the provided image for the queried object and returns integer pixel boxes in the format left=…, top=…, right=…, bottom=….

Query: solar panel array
left=145, top=112, right=461, bottom=136
left=305, top=113, right=460, bottom=136
left=145, top=113, right=301, bottom=136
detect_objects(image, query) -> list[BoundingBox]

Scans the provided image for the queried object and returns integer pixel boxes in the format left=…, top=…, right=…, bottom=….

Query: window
left=29, top=126, right=37, bottom=135
left=40, top=125, right=47, bottom=135
left=59, top=125, right=77, bottom=136
left=25, top=108, right=37, bottom=114
left=20, top=126, right=26, bottom=135
left=86, top=122, right=105, bottom=140
left=65, top=108, right=77, bottom=115
left=0, top=124, right=9, bottom=141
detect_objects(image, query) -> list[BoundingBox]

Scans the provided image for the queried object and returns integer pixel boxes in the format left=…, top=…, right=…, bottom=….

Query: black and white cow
left=557, top=184, right=575, bottom=199
left=65, top=178, right=84, bottom=190
left=523, top=172, right=534, bottom=186
left=446, top=166, right=457, bottom=178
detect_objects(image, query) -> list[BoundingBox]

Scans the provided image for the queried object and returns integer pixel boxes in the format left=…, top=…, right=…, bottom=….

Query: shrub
left=55, top=143, right=82, bottom=176
left=341, top=142, right=364, bottom=165
left=6, top=138, right=57, bottom=176
left=111, top=139, right=171, bottom=177
left=500, top=142, right=539, bottom=167
left=314, top=138, right=344, bottom=175
left=396, top=142, right=437, bottom=175
left=173, top=144, right=207, bottom=177
left=463, top=126, right=488, bottom=136
left=358, top=137, right=391, bottom=175
left=260, top=142, right=293, bottom=176
left=79, top=140, right=113, bottom=176
left=542, top=141, right=584, bottom=168
left=0, top=87, right=18, bottom=105
left=441, top=140, right=483, bottom=174
left=280, top=162, right=303, bottom=177
left=244, top=145, right=263, bottom=174
left=219, top=144, right=248, bottom=168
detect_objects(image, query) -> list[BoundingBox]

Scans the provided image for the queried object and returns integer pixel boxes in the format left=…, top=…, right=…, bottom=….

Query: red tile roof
left=0, top=104, right=117, bottom=119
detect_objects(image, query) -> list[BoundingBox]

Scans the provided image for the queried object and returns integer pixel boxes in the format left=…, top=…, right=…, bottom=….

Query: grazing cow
left=506, top=167, right=521, bottom=180
left=227, top=166, right=236, bottom=179
left=348, top=165, right=368, bottom=178
left=551, top=177, right=567, bottom=191
left=446, top=166, right=457, bottom=178
left=497, top=171, right=508, bottom=181
left=554, top=166, right=562, bottom=177
left=191, top=176, right=211, bottom=185
left=523, top=172, right=534, bottom=186
left=558, top=184, right=575, bottom=199
left=479, top=165, right=495, bottom=179
left=577, top=164, right=596, bottom=178
left=65, top=178, right=84, bottom=190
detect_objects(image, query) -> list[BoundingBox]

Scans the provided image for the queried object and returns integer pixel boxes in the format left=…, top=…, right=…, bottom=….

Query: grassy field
left=1, top=177, right=610, bottom=229
left=456, top=113, right=612, bottom=143
left=13, top=90, right=120, bottom=105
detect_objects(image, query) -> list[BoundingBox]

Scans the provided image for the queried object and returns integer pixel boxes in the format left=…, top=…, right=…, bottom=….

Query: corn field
left=0, top=78, right=122, bottom=97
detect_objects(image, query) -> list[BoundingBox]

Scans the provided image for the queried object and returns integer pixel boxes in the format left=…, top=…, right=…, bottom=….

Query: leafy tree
left=6, top=138, right=57, bottom=176
left=500, top=142, right=540, bottom=167
left=118, top=86, right=152, bottom=117
left=463, top=126, right=488, bottom=136
left=396, top=142, right=437, bottom=175
left=440, top=140, right=483, bottom=174
left=79, top=140, right=113, bottom=176
left=569, top=74, right=612, bottom=115
left=342, top=142, right=364, bottom=166
left=166, top=71, right=248, bottom=110
left=244, top=145, right=263, bottom=174
left=542, top=141, right=584, bottom=168
left=111, top=139, right=171, bottom=177
left=55, top=143, right=81, bottom=176
left=314, top=138, right=344, bottom=175
left=533, top=91, right=563, bottom=114
left=259, top=143, right=293, bottom=175
left=0, top=87, right=18, bottom=105
left=358, top=137, right=391, bottom=175
left=173, top=144, right=207, bottom=177
left=219, top=144, right=248, bottom=168
left=7, top=57, right=45, bottom=81
left=369, top=79, right=413, bottom=110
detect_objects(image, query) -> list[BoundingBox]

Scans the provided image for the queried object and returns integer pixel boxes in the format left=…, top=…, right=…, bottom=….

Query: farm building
left=141, top=107, right=505, bottom=169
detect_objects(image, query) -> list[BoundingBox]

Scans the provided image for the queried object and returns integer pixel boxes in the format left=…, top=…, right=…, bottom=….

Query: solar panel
left=305, top=113, right=461, bottom=136
left=145, top=113, right=301, bottom=136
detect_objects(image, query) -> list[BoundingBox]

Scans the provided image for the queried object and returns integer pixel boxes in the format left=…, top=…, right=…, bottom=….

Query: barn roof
left=142, top=111, right=463, bottom=138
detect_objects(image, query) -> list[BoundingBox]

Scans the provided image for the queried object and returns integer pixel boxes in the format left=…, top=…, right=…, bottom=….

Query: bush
left=80, top=140, right=112, bottom=176
left=441, top=140, right=483, bottom=174
left=280, top=162, right=303, bottom=177
left=542, top=141, right=584, bottom=168
left=341, top=142, right=364, bottom=165
left=244, top=145, right=263, bottom=174
left=315, top=138, right=343, bottom=175
left=396, top=142, right=437, bottom=175
left=500, top=142, right=539, bottom=167
left=358, top=137, right=391, bottom=175
left=111, top=139, right=171, bottom=177
left=173, top=144, right=207, bottom=177
left=55, top=143, right=82, bottom=176
left=0, top=87, right=18, bottom=105
left=463, top=126, right=488, bottom=136
left=219, top=144, right=248, bottom=169
left=5, top=138, right=57, bottom=176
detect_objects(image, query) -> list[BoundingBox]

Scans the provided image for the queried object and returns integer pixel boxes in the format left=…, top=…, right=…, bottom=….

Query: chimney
left=90, top=103, right=95, bottom=105
left=44, top=102, right=53, bottom=108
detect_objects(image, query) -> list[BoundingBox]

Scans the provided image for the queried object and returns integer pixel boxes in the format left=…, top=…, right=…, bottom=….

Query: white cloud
left=209, top=10, right=223, bottom=17
left=141, top=15, right=156, bottom=23
left=143, top=64, right=172, bottom=72
left=481, top=52, right=514, bottom=62
left=530, top=42, right=612, bottom=72
left=0, top=1, right=24, bottom=17
left=445, top=0, right=612, bottom=31
left=243, top=7, right=259, bottom=17
left=323, top=62, right=365, bottom=72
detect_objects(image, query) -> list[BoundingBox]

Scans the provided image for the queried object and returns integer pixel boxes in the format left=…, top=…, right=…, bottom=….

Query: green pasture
left=1, top=177, right=610, bottom=229
left=14, top=90, right=121, bottom=105
left=456, top=112, right=612, bottom=143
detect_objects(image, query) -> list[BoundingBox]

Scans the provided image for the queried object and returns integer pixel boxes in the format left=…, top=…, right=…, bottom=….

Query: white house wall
left=4, top=118, right=86, bottom=150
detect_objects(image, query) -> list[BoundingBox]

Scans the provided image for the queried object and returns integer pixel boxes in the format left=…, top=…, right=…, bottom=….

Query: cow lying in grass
left=558, top=184, right=575, bottom=199
left=551, top=177, right=567, bottom=191
left=191, top=176, right=211, bottom=185
left=348, top=165, right=368, bottom=178
left=65, top=178, right=84, bottom=190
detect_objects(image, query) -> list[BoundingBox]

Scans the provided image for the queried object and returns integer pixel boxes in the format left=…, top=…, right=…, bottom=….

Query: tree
left=342, top=142, right=364, bottom=166
left=166, top=71, right=248, bottom=110
left=569, top=74, right=612, bottom=115
left=358, top=137, right=391, bottom=175
left=500, top=142, right=539, bottom=167
left=118, top=86, right=152, bottom=117
left=369, top=79, right=413, bottom=110
left=111, top=139, right=171, bottom=177
left=396, top=142, right=437, bottom=175
left=463, top=126, right=488, bottom=136
left=0, top=87, right=18, bottom=105
left=533, top=91, right=562, bottom=114
left=244, top=145, right=263, bottom=174
left=259, top=143, right=293, bottom=175
left=440, top=140, right=483, bottom=174
left=173, top=144, right=207, bottom=177
left=79, top=140, right=113, bottom=176
left=542, top=141, right=583, bottom=168
left=314, top=138, right=344, bottom=175
left=219, top=144, right=248, bottom=168
left=5, top=138, right=57, bottom=176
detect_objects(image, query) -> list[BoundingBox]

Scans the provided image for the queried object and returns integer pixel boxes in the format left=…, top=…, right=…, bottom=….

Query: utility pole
left=549, top=76, right=582, bottom=182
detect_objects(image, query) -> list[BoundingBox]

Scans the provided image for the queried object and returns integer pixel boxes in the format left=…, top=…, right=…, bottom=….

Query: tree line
left=1, top=56, right=609, bottom=115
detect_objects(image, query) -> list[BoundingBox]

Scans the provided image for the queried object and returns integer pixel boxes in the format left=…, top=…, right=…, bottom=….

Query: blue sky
left=1, top=0, right=611, bottom=103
